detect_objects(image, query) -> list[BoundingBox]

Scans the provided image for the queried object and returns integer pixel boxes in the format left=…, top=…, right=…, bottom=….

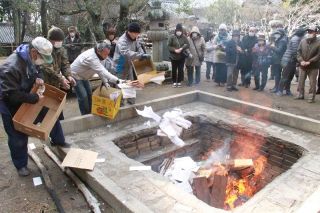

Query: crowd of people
left=168, top=23, right=320, bottom=103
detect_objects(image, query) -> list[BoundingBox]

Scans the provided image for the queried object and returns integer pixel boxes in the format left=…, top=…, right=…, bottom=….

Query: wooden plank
left=192, top=177, right=211, bottom=205
left=210, top=174, right=228, bottom=209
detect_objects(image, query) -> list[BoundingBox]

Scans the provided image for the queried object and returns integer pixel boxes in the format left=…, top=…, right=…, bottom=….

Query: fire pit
left=113, top=115, right=305, bottom=210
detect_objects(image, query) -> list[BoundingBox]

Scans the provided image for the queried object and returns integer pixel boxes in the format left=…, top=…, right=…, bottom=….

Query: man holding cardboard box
left=71, top=40, right=127, bottom=115
left=0, top=37, right=70, bottom=176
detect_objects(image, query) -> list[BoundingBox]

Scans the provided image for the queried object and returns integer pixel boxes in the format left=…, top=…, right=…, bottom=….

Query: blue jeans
left=187, top=65, right=201, bottom=85
left=75, top=80, right=92, bottom=115
left=1, top=113, right=65, bottom=169
left=271, top=64, right=282, bottom=91
left=206, top=62, right=215, bottom=80
left=254, top=66, right=268, bottom=90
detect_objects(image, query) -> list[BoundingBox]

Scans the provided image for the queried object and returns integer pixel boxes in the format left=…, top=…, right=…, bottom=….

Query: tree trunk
left=40, top=0, right=48, bottom=37
left=118, top=0, right=130, bottom=35
left=12, top=8, right=21, bottom=45
left=20, top=11, right=27, bottom=43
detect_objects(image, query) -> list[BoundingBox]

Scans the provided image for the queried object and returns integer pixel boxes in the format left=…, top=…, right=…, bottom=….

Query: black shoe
left=227, top=87, right=233, bottom=92
left=51, top=141, right=71, bottom=148
left=316, top=90, right=320, bottom=95
left=232, top=87, right=239, bottom=91
left=258, top=88, right=264, bottom=92
left=18, top=167, right=30, bottom=177
left=294, top=96, right=304, bottom=100
left=253, top=87, right=259, bottom=90
left=238, top=83, right=243, bottom=87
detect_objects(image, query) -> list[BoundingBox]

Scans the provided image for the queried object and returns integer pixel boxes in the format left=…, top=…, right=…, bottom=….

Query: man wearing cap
left=64, top=26, right=82, bottom=64
left=225, top=30, right=242, bottom=91
left=71, top=40, right=127, bottom=115
left=113, top=22, right=150, bottom=105
left=295, top=26, right=320, bottom=103
left=0, top=37, right=70, bottom=176
left=40, top=26, right=76, bottom=91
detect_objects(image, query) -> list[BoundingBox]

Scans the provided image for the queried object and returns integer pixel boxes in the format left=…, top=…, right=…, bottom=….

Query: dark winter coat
left=168, top=34, right=190, bottom=61
left=270, top=33, right=287, bottom=65
left=64, top=34, right=82, bottom=63
left=252, top=44, right=271, bottom=69
left=297, top=37, right=320, bottom=69
left=225, top=39, right=239, bottom=65
left=281, top=35, right=303, bottom=67
left=238, top=35, right=258, bottom=71
left=0, top=44, right=41, bottom=115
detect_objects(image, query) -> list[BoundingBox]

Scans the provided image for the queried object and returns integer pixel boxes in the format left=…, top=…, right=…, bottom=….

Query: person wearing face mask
left=64, top=26, right=82, bottom=64
left=185, top=26, right=206, bottom=86
left=71, top=40, right=129, bottom=115
left=213, top=23, right=231, bottom=87
left=277, top=28, right=305, bottom=96
left=105, top=27, right=118, bottom=59
left=205, top=32, right=216, bottom=81
left=113, top=22, right=149, bottom=104
left=168, top=23, right=190, bottom=87
left=269, top=29, right=287, bottom=93
left=252, top=33, right=272, bottom=91
left=295, top=26, right=320, bottom=103
left=0, top=37, right=71, bottom=176
left=40, top=26, right=76, bottom=92
left=238, top=26, right=258, bottom=88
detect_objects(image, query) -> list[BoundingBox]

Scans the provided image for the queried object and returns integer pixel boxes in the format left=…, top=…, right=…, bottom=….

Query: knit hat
left=219, top=24, right=227, bottom=31
left=48, top=26, right=65, bottom=41
left=176, top=23, right=183, bottom=31
left=257, top=33, right=266, bottom=41
left=232, top=30, right=240, bottom=36
left=128, top=22, right=141, bottom=33
left=68, top=26, right=77, bottom=32
left=31, top=37, right=53, bottom=64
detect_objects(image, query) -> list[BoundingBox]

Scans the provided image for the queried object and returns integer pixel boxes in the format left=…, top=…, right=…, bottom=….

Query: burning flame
left=224, top=156, right=267, bottom=210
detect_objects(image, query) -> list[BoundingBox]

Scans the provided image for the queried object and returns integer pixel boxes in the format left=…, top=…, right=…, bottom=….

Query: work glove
left=140, top=54, right=151, bottom=60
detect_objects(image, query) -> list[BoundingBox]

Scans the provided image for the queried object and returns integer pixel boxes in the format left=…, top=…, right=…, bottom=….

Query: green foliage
left=206, top=0, right=240, bottom=25
left=176, top=0, right=193, bottom=15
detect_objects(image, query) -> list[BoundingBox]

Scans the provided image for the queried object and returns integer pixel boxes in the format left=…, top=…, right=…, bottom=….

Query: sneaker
left=227, top=87, right=233, bottom=92
left=172, top=83, right=177, bottom=88
left=177, top=83, right=182, bottom=88
left=286, top=91, right=293, bottom=96
left=232, top=87, right=239, bottom=91
left=258, top=88, right=264, bottom=92
left=294, top=96, right=304, bottom=100
left=18, top=167, right=30, bottom=177
left=276, top=91, right=283, bottom=96
left=270, top=88, right=278, bottom=93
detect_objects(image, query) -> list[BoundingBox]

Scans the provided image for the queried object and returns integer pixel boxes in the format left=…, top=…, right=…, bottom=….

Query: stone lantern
left=146, top=1, right=170, bottom=63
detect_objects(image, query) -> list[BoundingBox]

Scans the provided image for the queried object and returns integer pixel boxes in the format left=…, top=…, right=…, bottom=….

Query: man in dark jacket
left=295, top=26, right=320, bottom=103
left=277, top=28, right=305, bottom=96
left=269, top=29, right=287, bottom=93
left=225, top=30, right=242, bottom=91
left=0, top=37, right=70, bottom=176
left=238, top=26, right=258, bottom=88
left=64, top=26, right=82, bottom=64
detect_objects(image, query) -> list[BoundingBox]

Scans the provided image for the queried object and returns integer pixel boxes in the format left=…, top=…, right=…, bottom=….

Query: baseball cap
left=306, top=25, right=318, bottom=32
left=31, top=37, right=53, bottom=64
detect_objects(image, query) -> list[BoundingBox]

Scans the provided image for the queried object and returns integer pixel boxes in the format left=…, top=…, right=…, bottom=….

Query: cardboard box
left=91, top=86, right=122, bottom=119
left=12, top=83, right=66, bottom=141
left=61, top=148, right=98, bottom=170
left=132, top=59, right=165, bottom=84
